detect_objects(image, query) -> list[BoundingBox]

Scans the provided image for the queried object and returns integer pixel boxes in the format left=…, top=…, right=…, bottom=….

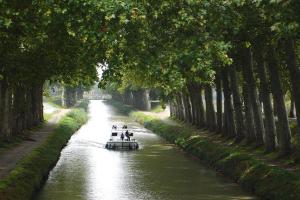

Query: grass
left=74, top=99, right=89, bottom=112
left=109, top=99, right=300, bottom=200
left=0, top=107, right=88, bottom=200
left=151, top=105, right=165, bottom=113
left=43, top=96, right=64, bottom=108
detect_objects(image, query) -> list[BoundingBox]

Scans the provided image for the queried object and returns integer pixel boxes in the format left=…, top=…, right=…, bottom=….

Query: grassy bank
left=0, top=106, right=88, bottom=200
left=109, top=100, right=300, bottom=200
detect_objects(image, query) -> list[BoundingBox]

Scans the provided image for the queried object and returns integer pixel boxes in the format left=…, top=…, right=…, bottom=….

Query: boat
left=105, top=125, right=139, bottom=150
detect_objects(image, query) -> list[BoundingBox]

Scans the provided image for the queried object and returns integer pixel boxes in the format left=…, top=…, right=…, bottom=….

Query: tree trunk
left=2, top=82, right=12, bottom=141
left=198, top=85, right=206, bottom=127
left=242, top=47, right=264, bottom=146
left=26, top=86, right=33, bottom=128
left=284, top=38, right=300, bottom=157
left=190, top=83, right=203, bottom=127
left=180, top=92, right=187, bottom=121
left=176, top=94, right=184, bottom=121
left=65, top=87, right=77, bottom=107
left=76, top=87, right=84, bottom=100
left=182, top=90, right=192, bottom=123
left=187, top=83, right=198, bottom=125
left=267, top=45, right=291, bottom=155
left=255, top=50, right=276, bottom=152
left=205, top=84, right=216, bottom=131
left=216, top=72, right=223, bottom=133
left=61, top=86, right=65, bottom=107
left=289, top=97, right=295, bottom=118
left=229, top=64, right=245, bottom=142
left=242, top=80, right=256, bottom=143
left=36, top=83, right=44, bottom=122
left=170, top=100, right=176, bottom=118
left=221, top=68, right=236, bottom=138
left=132, top=89, right=151, bottom=111
left=13, top=85, right=25, bottom=135
left=0, top=80, right=3, bottom=139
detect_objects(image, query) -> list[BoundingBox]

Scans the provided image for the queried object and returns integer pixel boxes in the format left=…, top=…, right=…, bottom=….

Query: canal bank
left=108, top=100, right=300, bottom=200
left=0, top=101, right=89, bottom=200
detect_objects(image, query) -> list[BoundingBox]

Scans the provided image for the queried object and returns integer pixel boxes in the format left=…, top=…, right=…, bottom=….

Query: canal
left=35, top=100, right=255, bottom=200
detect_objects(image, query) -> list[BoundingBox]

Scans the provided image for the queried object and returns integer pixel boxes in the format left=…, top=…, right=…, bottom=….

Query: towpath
left=0, top=106, right=69, bottom=179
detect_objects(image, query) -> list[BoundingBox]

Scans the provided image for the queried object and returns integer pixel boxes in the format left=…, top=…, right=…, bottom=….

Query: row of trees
left=45, top=83, right=86, bottom=107
left=0, top=1, right=103, bottom=141
left=110, top=88, right=151, bottom=111
left=99, top=1, right=300, bottom=157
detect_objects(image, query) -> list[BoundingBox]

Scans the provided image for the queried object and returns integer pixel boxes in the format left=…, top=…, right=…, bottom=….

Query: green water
left=35, top=100, right=255, bottom=200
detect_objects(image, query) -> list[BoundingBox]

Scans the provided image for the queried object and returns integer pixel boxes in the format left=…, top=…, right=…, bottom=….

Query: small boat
left=105, top=125, right=139, bottom=150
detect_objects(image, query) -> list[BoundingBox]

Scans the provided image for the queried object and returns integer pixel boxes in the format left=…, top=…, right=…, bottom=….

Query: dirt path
left=0, top=109, right=70, bottom=179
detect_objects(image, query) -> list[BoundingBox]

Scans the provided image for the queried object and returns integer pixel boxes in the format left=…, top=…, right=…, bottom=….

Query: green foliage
left=66, top=109, right=88, bottom=125
left=0, top=108, right=88, bottom=200
left=151, top=105, right=165, bottom=113
left=74, top=99, right=90, bottom=112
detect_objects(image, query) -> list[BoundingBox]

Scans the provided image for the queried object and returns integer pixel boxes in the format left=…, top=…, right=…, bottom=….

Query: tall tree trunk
left=182, top=90, right=192, bottom=123
left=176, top=94, right=184, bottom=121
left=222, top=68, right=236, bottom=138
left=205, top=84, right=216, bottom=131
left=216, top=72, right=223, bottom=133
left=132, top=89, right=151, bottom=111
left=198, top=85, right=206, bottom=128
left=170, top=100, right=176, bottom=118
left=204, top=85, right=211, bottom=129
left=2, top=82, right=12, bottom=141
left=36, top=83, right=44, bottom=122
left=65, top=87, right=77, bottom=107
left=0, top=80, right=3, bottom=139
left=180, top=92, right=187, bottom=121
left=61, top=86, right=65, bottom=107
left=267, top=45, right=291, bottom=155
left=26, top=86, right=33, bottom=128
left=76, top=87, right=84, bottom=100
left=229, top=64, right=245, bottom=142
left=243, top=47, right=264, bottom=146
left=13, top=84, right=25, bottom=135
left=32, top=84, right=39, bottom=125
left=289, top=97, right=295, bottom=118
left=255, top=50, right=276, bottom=152
left=187, top=83, right=197, bottom=125
left=284, top=38, right=300, bottom=157
left=190, top=83, right=203, bottom=127
left=242, top=80, right=256, bottom=143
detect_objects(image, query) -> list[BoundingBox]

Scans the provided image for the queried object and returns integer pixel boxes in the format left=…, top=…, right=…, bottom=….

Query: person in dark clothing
left=121, top=132, right=124, bottom=141
left=125, top=130, right=130, bottom=141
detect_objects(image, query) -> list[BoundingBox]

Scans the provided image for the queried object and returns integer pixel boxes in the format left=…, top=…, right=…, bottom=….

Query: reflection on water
left=35, top=100, right=255, bottom=200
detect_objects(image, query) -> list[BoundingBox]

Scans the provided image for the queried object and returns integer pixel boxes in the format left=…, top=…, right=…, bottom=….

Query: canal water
left=35, top=100, right=255, bottom=200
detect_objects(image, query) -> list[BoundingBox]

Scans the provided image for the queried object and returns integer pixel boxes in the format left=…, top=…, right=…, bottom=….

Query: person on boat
left=112, top=125, right=117, bottom=129
left=121, top=132, right=124, bottom=141
left=122, top=125, right=127, bottom=129
left=125, top=130, right=130, bottom=141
